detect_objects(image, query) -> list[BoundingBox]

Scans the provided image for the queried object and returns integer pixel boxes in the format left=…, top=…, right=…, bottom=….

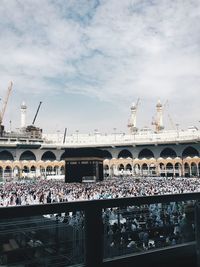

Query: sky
left=0, top=0, right=200, bottom=135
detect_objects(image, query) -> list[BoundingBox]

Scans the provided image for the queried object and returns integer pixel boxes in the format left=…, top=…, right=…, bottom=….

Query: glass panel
left=103, top=201, right=195, bottom=259
left=0, top=211, right=85, bottom=266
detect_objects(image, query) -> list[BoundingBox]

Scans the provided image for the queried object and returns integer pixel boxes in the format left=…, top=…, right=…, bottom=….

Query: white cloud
left=0, top=0, right=199, bottom=132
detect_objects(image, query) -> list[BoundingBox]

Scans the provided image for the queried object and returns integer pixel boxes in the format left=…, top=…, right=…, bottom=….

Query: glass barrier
left=103, top=200, right=195, bottom=259
left=0, top=211, right=85, bottom=266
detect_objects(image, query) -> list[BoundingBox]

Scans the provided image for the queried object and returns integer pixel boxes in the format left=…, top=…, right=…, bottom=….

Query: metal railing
left=0, top=193, right=199, bottom=266
left=42, top=130, right=200, bottom=147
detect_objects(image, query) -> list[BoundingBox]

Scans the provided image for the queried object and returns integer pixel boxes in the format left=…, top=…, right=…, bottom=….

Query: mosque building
left=0, top=99, right=199, bottom=180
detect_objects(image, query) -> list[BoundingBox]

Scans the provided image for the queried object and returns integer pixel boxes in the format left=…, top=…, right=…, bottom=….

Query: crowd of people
left=0, top=176, right=198, bottom=257
left=0, top=176, right=199, bottom=206
left=103, top=198, right=195, bottom=257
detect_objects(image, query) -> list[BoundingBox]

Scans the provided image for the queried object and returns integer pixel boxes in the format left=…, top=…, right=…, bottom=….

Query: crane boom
left=168, top=114, right=176, bottom=130
left=63, top=128, right=67, bottom=144
left=0, top=81, right=13, bottom=125
left=32, top=101, right=42, bottom=125
left=136, top=98, right=140, bottom=108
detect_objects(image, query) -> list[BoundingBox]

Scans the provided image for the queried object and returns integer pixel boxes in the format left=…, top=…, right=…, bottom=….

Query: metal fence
left=0, top=193, right=199, bottom=266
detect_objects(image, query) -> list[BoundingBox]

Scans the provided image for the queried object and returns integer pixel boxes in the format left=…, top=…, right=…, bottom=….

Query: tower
left=127, top=98, right=140, bottom=134
left=156, top=99, right=164, bottom=132
left=20, top=101, right=27, bottom=129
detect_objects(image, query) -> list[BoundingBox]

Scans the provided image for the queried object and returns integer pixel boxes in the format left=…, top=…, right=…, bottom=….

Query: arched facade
left=182, top=146, right=199, bottom=158
left=0, top=143, right=199, bottom=180
left=41, top=151, right=56, bottom=161
left=118, top=149, right=133, bottom=159
left=103, top=143, right=200, bottom=178
left=0, top=149, right=65, bottom=180
left=0, top=150, right=14, bottom=161
left=160, top=148, right=177, bottom=158
left=20, top=151, right=36, bottom=161
left=138, top=149, right=154, bottom=159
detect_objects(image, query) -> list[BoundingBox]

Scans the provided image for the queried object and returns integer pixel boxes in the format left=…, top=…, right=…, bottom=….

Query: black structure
left=65, top=157, right=103, bottom=183
left=64, top=148, right=105, bottom=183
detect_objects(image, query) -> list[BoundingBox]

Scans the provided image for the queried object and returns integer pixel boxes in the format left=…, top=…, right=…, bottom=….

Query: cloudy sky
left=0, top=0, right=199, bottom=135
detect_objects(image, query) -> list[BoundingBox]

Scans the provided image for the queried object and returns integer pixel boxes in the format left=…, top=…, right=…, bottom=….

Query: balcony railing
left=0, top=193, right=199, bottom=266
left=42, top=130, right=200, bottom=147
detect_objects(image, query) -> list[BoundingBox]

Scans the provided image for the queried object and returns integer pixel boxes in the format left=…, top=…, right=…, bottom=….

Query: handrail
left=0, top=192, right=200, bottom=219
left=0, top=192, right=199, bottom=267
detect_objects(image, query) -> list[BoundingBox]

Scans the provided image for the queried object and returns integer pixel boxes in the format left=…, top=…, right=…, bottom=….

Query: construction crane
left=135, top=98, right=140, bottom=111
left=26, top=101, right=43, bottom=139
left=0, top=81, right=13, bottom=136
left=63, top=128, right=67, bottom=144
left=32, top=101, right=42, bottom=125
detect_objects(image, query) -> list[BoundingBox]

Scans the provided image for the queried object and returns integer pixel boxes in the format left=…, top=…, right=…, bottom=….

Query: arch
left=0, top=150, right=14, bottom=161
left=4, top=166, right=12, bottom=179
left=30, top=166, right=36, bottom=172
left=104, top=164, right=109, bottom=170
left=191, top=162, right=198, bottom=177
left=175, top=162, right=181, bottom=169
left=141, top=163, right=148, bottom=169
left=20, top=151, right=36, bottom=161
left=118, top=149, right=133, bottom=159
left=46, top=166, right=53, bottom=175
left=160, top=148, right=177, bottom=158
left=166, top=162, right=174, bottom=177
left=29, top=165, right=36, bottom=178
left=166, top=163, right=173, bottom=169
left=141, top=163, right=148, bottom=176
left=125, top=164, right=132, bottom=171
left=184, top=162, right=190, bottom=177
left=102, top=150, right=112, bottom=159
left=138, top=149, right=154, bottom=159
left=198, top=163, right=200, bottom=177
left=41, top=151, right=56, bottom=161
left=149, top=163, right=156, bottom=177
left=125, top=163, right=132, bottom=175
left=182, top=146, right=199, bottom=158
left=4, top=166, right=11, bottom=171
left=159, top=163, right=165, bottom=169
left=104, top=164, right=109, bottom=177
left=174, top=162, right=182, bottom=177
left=159, top=163, right=165, bottom=176
left=0, top=166, right=3, bottom=179
left=40, top=166, right=45, bottom=176
left=23, top=166, right=29, bottom=173
left=118, top=164, right=124, bottom=171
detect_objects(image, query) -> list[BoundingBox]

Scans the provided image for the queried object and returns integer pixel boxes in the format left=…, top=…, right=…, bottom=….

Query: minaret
left=156, top=99, right=164, bottom=132
left=20, top=101, right=27, bottom=128
left=128, top=102, right=137, bottom=134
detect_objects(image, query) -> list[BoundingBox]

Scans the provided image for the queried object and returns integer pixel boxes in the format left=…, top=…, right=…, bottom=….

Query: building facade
left=103, top=143, right=200, bottom=177
left=0, top=140, right=199, bottom=180
left=0, top=100, right=199, bottom=179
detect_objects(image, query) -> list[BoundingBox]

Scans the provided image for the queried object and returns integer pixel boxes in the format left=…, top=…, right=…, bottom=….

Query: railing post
left=85, top=207, right=103, bottom=267
left=195, top=200, right=200, bottom=267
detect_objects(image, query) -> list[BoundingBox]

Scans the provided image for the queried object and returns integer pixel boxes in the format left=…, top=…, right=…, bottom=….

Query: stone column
left=36, top=167, right=40, bottom=177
